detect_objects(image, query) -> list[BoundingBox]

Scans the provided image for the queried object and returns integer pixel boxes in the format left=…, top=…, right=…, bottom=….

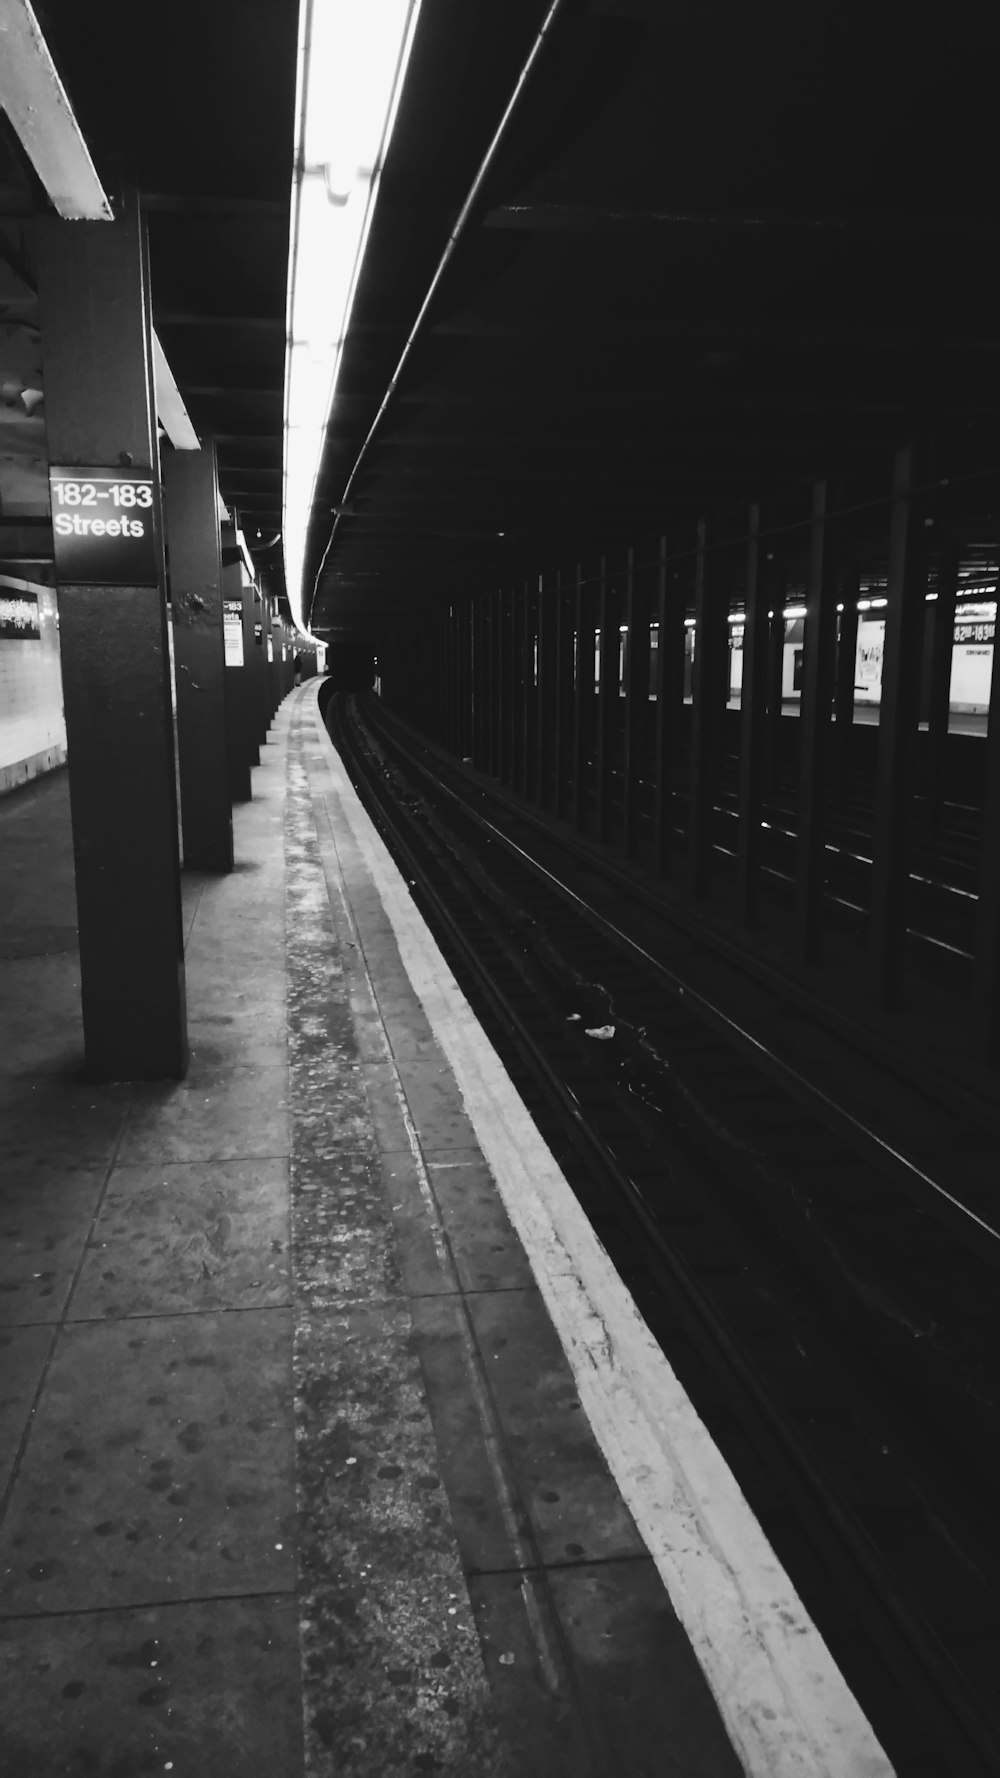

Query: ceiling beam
left=484, top=202, right=1000, bottom=241
left=141, top=193, right=286, bottom=218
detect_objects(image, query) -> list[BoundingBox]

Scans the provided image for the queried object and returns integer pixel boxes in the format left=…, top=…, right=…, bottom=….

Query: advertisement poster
left=0, top=589, right=40, bottom=639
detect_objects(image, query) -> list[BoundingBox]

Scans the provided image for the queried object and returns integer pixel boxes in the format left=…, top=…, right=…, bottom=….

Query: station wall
left=0, top=577, right=66, bottom=794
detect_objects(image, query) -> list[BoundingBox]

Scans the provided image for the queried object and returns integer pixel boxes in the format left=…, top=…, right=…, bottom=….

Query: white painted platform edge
left=309, top=693, right=894, bottom=1778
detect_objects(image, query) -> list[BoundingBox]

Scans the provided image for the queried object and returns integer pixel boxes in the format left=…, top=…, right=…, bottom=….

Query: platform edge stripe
left=307, top=690, right=894, bottom=1778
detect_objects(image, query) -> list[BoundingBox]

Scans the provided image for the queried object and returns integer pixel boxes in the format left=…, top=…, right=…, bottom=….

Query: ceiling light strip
left=281, top=0, right=424, bottom=635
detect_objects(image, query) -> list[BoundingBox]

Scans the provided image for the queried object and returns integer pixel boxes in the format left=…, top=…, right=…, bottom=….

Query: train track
left=328, top=689, right=1000, bottom=1778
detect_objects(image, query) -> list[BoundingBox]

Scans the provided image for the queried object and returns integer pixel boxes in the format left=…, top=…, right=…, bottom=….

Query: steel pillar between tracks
left=974, top=605, right=1000, bottom=1059
left=164, top=444, right=233, bottom=875
left=498, top=586, right=512, bottom=782
left=870, top=443, right=927, bottom=1007
left=653, top=535, right=683, bottom=878
left=833, top=554, right=860, bottom=810
left=553, top=570, right=572, bottom=819
left=536, top=572, right=550, bottom=805
left=737, top=506, right=769, bottom=925
left=472, top=597, right=484, bottom=767
left=924, top=529, right=959, bottom=837
left=765, top=567, right=787, bottom=796
left=37, top=189, right=187, bottom=1080
left=795, top=480, right=840, bottom=961
left=519, top=581, right=532, bottom=797
left=572, top=563, right=592, bottom=832
left=596, top=556, right=616, bottom=843
left=623, top=545, right=648, bottom=859
left=462, top=599, right=474, bottom=758
left=689, top=516, right=727, bottom=898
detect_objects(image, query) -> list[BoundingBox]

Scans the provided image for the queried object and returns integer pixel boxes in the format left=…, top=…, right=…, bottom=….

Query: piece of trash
left=566, top=1013, right=581, bottom=1022
left=499, top=1652, right=515, bottom=1666
left=346, top=1457, right=357, bottom=1466
left=584, top=1025, right=615, bottom=1040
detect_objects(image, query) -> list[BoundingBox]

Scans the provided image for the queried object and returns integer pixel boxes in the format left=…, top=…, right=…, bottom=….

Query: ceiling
left=3, top=0, right=1000, bottom=636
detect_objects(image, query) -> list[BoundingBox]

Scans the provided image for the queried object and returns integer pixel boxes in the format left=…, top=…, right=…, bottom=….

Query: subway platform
left=0, top=685, right=890, bottom=1778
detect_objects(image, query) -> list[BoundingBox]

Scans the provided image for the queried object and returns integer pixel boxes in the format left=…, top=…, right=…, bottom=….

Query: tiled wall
left=0, top=580, right=66, bottom=794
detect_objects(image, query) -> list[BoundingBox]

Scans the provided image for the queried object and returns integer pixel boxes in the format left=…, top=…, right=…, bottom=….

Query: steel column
left=622, top=545, right=648, bottom=859
left=36, top=190, right=187, bottom=1079
left=795, top=480, right=840, bottom=960
left=765, top=569, right=787, bottom=796
left=552, top=571, right=570, bottom=817
left=689, top=516, right=726, bottom=898
left=519, top=581, right=532, bottom=796
left=164, top=444, right=233, bottom=874
left=596, top=557, right=616, bottom=843
left=736, top=506, right=769, bottom=924
left=833, top=557, right=860, bottom=810
left=924, top=530, right=959, bottom=837
left=535, top=572, right=550, bottom=805
left=221, top=555, right=251, bottom=803
left=870, top=444, right=927, bottom=1006
left=653, top=535, right=683, bottom=877
left=973, top=608, right=1000, bottom=1059
left=572, top=563, right=591, bottom=831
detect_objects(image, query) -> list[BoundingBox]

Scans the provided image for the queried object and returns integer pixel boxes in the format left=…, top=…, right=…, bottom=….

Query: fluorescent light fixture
left=869, top=596, right=888, bottom=608
left=152, top=331, right=200, bottom=450
left=282, top=0, right=423, bottom=635
left=0, top=0, right=112, bottom=219
left=727, top=611, right=745, bottom=624
left=857, top=599, right=872, bottom=611
left=782, top=605, right=808, bottom=619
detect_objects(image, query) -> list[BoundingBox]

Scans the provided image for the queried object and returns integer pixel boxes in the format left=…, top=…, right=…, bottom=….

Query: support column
left=736, top=506, right=769, bottom=925
left=765, top=570, right=787, bottom=796
left=572, top=563, right=592, bottom=832
left=596, top=557, right=615, bottom=843
left=870, top=443, right=927, bottom=1006
left=221, top=547, right=252, bottom=801
left=653, top=536, right=683, bottom=877
left=536, top=572, right=550, bottom=805
left=795, top=480, right=839, bottom=960
left=833, top=556, right=860, bottom=811
left=924, top=530, right=959, bottom=837
left=689, top=515, right=726, bottom=898
left=553, top=570, right=571, bottom=818
left=251, top=588, right=270, bottom=743
left=973, top=607, right=1000, bottom=1059
left=165, top=444, right=233, bottom=873
left=37, top=190, right=187, bottom=1080
left=622, top=545, right=648, bottom=859
left=519, top=582, right=532, bottom=797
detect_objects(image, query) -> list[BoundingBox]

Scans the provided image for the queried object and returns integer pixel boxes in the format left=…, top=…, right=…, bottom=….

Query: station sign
left=49, top=467, right=158, bottom=585
left=223, top=599, right=244, bottom=667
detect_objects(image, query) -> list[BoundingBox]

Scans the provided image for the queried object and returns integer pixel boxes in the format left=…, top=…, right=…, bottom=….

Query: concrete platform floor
left=0, top=693, right=744, bottom=1777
